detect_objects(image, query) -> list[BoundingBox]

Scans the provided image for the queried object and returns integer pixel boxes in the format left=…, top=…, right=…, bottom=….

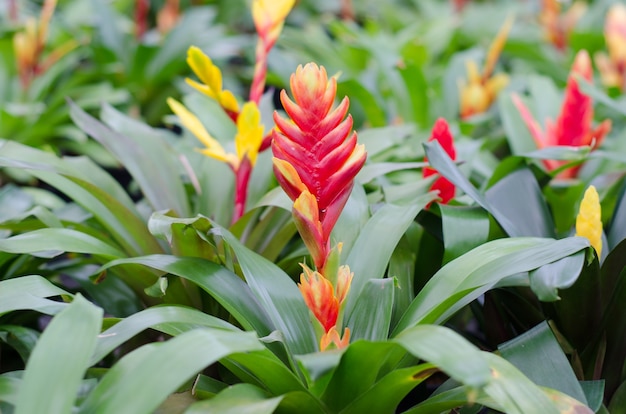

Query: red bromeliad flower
left=272, top=63, right=367, bottom=274
left=512, top=50, right=611, bottom=178
left=272, top=63, right=365, bottom=351
left=423, top=118, right=457, bottom=205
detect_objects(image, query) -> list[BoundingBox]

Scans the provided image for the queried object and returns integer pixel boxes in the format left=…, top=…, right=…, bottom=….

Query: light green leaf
left=16, top=295, right=102, bottom=414
left=185, top=383, right=283, bottom=414
left=346, top=279, right=395, bottom=342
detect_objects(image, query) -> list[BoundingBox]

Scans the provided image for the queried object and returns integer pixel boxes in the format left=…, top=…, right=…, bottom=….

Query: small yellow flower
left=575, top=185, right=602, bottom=258
left=167, top=99, right=264, bottom=170
left=185, top=46, right=240, bottom=114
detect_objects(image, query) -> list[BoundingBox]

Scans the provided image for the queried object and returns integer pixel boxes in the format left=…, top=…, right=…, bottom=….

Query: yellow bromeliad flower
left=575, top=185, right=602, bottom=258
left=167, top=98, right=264, bottom=171
left=459, top=16, right=513, bottom=118
left=185, top=46, right=240, bottom=116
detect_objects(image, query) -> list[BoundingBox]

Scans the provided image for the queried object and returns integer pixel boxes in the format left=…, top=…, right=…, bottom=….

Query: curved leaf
left=0, top=275, right=72, bottom=316
left=78, top=329, right=264, bottom=414
left=185, top=383, right=283, bottom=414
left=16, top=295, right=102, bottom=414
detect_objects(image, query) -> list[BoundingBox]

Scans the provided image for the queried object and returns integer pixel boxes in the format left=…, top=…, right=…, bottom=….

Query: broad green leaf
left=0, top=275, right=71, bottom=316
left=99, top=255, right=274, bottom=335
left=485, top=168, right=556, bottom=238
left=498, top=322, right=587, bottom=405
left=346, top=279, right=395, bottom=342
left=321, top=341, right=405, bottom=412
left=440, top=205, right=490, bottom=263
left=16, top=295, right=102, bottom=414
left=396, top=325, right=566, bottom=414
left=78, top=329, right=264, bottom=414
left=69, top=101, right=190, bottom=217
left=185, top=383, right=283, bottom=414
left=0, top=326, right=40, bottom=363
left=397, top=60, right=429, bottom=128
left=0, top=228, right=125, bottom=258
left=529, top=251, right=586, bottom=301
left=0, top=376, right=20, bottom=406
left=345, top=203, right=426, bottom=320
left=90, top=306, right=237, bottom=365
left=357, top=162, right=427, bottom=185
left=341, top=365, right=436, bottom=414
left=216, top=223, right=317, bottom=355
left=393, top=237, right=589, bottom=334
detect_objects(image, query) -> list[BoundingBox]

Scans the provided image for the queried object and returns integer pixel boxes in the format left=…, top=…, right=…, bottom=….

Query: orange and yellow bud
left=575, top=185, right=602, bottom=258
left=595, top=4, right=626, bottom=91
left=459, top=17, right=512, bottom=118
left=512, top=50, right=611, bottom=178
left=320, top=326, right=350, bottom=351
left=540, top=0, right=586, bottom=51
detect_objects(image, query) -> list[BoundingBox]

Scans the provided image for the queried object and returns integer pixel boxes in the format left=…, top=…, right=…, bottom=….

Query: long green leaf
left=185, top=383, right=283, bottom=414
left=69, top=101, right=190, bottom=216
left=16, top=295, right=102, bottom=414
left=393, top=237, right=589, bottom=334
left=396, top=325, right=567, bottom=414
left=346, top=279, right=395, bottom=342
left=99, top=255, right=274, bottom=335
left=0, top=275, right=71, bottom=316
left=90, top=306, right=237, bottom=365
left=0, top=228, right=125, bottom=258
left=0, top=376, right=21, bottom=406
left=345, top=203, right=425, bottom=319
left=217, top=224, right=317, bottom=354
left=78, top=329, right=264, bottom=414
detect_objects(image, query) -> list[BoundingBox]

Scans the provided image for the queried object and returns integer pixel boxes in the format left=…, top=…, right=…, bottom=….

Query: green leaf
left=396, top=325, right=566, bottom=414
left=0, top=376, right=20, bottom=407
left=498, top=322, right=588, bottom=405
left=529, top=251, right=586, bottom=301
left=69, top=101, right=190, bottom=217
left=16, top=295, right=102, bottom=414
left=185, top=383, right=283, bottom=414
left=0, top=325, right=40, bottom=363
left=216, top=224, right=317, bottom=355
left=0, top=228, right=125, bottom=259
left=346, top=279, right=395, bottom=342
left=78, top=329, right=264, bottom=414
left=345, top=203, right=425, bottom=320
left=90, top=306, right=237, bottom=365
left=440, top=205, right=490, bottom=263
left=99, top=255, right=274, bottom=335
left=393, top=237, right=589, bottom=334
left=0, top=275, right=71, bottom=316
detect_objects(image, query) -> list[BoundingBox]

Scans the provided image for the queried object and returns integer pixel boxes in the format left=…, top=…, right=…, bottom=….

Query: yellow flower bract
left=575, top=185, right=603, bottom=258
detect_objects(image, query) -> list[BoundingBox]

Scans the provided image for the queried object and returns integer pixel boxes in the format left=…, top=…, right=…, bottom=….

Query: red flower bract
left=272, top=63, right=366, bottom=271
left=424, top=118, right=457, bottom=205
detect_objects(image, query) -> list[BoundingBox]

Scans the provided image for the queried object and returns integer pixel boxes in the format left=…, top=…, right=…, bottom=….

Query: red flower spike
left=512, top=50, right=612, bottom=178
left=423, top=118, right=457, bottom=205
left=272, top=63, right=366, bottom=273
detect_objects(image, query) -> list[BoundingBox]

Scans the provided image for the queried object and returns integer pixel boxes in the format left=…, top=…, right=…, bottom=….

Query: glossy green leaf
left=498, top=322, right=587, bottom=405
left=0, top=228, right=125, bottom=258
left=346, top=278, right=395, bottom=342
left=216, top=223, right=317, bottom=355
left=529, top=251, right=586, bottom=301
left=16, top=295, right=102, bottom=414
left=0, top=376, right=20, bottom=406
left=393, top=237, right=589, bottom=334
left=69, top=101, right=190, bottom=216
left=485, top=168, right=556, bottom=238
left=345, top=202, right=425, bottom=320
left=99, top=255, right=274, bottom=335
left=90, top=306, right=237, bottom=364
left=185, top=383, right=283, bottom=414
left=321, top=341, right=404, bottom=412
left=396, top=325, right=567, bottom=414
left=0, top=325, right=40, bottom=363
left=0, top=275, right=71, bottom=316
left=357, top=162, right=427, bottom=185
left=78, top=329, right=264, bottom=414
left=440, top=205, right=490, bottom=263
